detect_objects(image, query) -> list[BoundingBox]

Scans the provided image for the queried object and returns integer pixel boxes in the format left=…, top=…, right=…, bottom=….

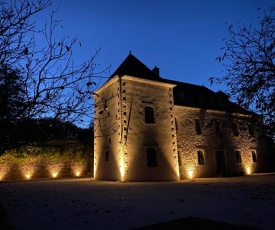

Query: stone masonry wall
left=174, top=105, right=269, bottom=179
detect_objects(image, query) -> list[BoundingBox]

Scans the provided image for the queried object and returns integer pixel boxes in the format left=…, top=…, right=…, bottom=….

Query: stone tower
left=94, top=53, right=179, bottom=181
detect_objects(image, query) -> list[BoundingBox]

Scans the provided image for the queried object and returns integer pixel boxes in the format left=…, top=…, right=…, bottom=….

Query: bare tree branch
left=0, top=0, right=109, bottom=153
left=210, top=6, right=275, bottom=139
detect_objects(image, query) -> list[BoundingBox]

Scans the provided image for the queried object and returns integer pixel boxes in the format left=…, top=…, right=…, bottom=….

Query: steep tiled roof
left=110, top=53, right=160, bottom=81
left=110, top=53, right=255, bottom=115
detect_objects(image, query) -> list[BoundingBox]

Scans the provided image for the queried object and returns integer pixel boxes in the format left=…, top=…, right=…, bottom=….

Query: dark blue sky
left=36, top=0, right=274, bottom=93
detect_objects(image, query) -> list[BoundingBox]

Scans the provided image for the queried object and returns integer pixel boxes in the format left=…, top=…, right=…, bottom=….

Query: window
left=105, top=151, right=109, bottom=162
left=144, top=106, right=155, bottom=124
left=214, top=120, right=220, bottom=133
left=248, top=124, right=254, bottom=135
left=195, top=119, right=202, bottom=134
left=147, top=148, right=157, bottom=167
left=235, top=151, right=242, bottom=163
left=251, top=151, right=257, bottom=162
left=232, top=123, right=239, bottom=136
left=197, top=151, right=204, bottom=165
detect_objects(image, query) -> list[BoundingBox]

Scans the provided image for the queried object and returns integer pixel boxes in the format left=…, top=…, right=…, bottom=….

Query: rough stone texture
left=94, top=77, right=121, bottom=181
left=94, top=75, right=270, bottom=181
left=94, top=76, right=179, bottom=181
left=174, top=106, right=269, bottom=179
left=0, top=160, right=90, bottom=181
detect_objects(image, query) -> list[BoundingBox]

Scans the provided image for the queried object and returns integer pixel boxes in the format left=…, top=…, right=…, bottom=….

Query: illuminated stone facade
left=94, top=54, right=269, bottom=181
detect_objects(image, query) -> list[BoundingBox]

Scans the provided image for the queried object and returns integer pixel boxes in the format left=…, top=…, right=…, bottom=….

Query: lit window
left=197, top=151, right=204, bottom=165
left=251, top=151, right=257, bottom=162
left=105, top=151, right=109, bottom=161
left=195, top=119, right=202, bottom=134
left=147, top=148, right=157, bottom=167
left=144, top=106, right=155, bottom=124
left=235, top=151, right=242, bottom=163
left=232, top=123, right=239, bottom=136
left=214, top=120, right=220, bottom=133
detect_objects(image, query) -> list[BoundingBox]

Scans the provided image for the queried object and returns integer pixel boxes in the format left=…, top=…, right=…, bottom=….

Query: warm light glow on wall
left=120, top=165, right=125, bottom=181
left=47, top=162, right=64, bottom=178
left=186, top=167, right=195, bottom=179
left=25, top=173, right=32, bottom=180
left=187, top=170, right=194, bottom=179
left=0, top=164, right=10, bottom=181
left=176, top=168, right=180, bottom=180
left=71, top=164, right=84, bottom=177
left=245, top=166, right=252, bottom=175
left=51, top=172, right=58, bottom=178
left=94, top=164, right=97, bottom=179
left=20, top=164, right=36, bottom=180
left=119, top=145, right=126, bottom=182
left=244, top=160, right=253, bottom=175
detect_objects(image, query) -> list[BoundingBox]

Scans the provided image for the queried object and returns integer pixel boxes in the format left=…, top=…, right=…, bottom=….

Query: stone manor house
left=93, top=53, right=270, bottom=181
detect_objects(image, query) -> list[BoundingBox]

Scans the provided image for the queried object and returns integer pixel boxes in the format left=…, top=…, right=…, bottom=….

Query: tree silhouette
left=0, top=0, right=107, bottom=153
left=210, top=6, right=275, bottom=139
left=0, top=65, right=27, bottom=153
left=0, top=65, right=27, bottom=121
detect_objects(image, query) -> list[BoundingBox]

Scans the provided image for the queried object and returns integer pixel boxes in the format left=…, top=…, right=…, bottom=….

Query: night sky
left=34, top=0, right=274, bottom=93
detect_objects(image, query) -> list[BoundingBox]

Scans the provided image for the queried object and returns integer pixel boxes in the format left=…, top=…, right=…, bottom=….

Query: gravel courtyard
left=0, top=174, right=275, bottom=230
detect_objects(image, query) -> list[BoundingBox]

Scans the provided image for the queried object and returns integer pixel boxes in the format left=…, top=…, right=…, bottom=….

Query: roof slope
left=110, top=53, right=160, bottom=81
left=110, top=53, right=255, bottom=115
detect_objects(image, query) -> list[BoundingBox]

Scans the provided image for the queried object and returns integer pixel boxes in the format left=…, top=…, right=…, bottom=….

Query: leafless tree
left=0, top=0, right=108, bottom=152
left=210, top=6, right=275, bottom=139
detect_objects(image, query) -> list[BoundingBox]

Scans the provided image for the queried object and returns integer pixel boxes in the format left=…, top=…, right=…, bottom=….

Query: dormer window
left=144, top=106, right=155, bottom=124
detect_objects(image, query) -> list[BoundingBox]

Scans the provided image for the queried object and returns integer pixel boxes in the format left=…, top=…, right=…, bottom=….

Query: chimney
left=152, top=66, right=160, bottom=77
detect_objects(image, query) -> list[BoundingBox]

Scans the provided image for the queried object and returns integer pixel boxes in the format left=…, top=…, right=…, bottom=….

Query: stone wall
left=94, top=77, right=121, bottom=180
left=0, top=143, right=92, bottom=181
left=94, top=75, right=271, bottom=182
left=122, top=76, right=178, bottom=181
left=174, top=105, right=269, bottom=179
